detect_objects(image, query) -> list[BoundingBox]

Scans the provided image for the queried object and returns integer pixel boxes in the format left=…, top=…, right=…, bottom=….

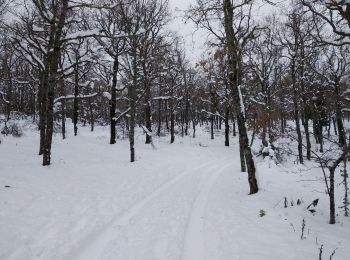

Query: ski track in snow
left=182, top=162, right=232, bottom=260
left=69, top=156, right=232, bottom=260
left=2, top=126, right=350, bottom=260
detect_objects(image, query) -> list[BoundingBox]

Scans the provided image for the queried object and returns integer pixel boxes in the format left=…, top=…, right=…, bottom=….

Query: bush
left=1, top=122, right=23, bottom=137
left=11, top=123, right=23, bottom=137
left=1, top=125, right=11, bottom=135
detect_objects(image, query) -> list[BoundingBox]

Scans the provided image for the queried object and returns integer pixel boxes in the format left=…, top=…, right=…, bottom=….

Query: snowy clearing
left=1, top=126, right=350, bottom=260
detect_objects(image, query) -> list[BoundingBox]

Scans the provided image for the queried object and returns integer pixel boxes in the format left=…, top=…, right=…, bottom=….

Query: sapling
left=340, top=159, right=349, bottom=217
left=319, top=244, right=323, bottom=260
left=284, top=197, right=288, bottom=208
left=301, top=218, right=306, bottom=240
left=259, top=209, right=266, bottom=217
left=329, top=248, right=337, bottom=260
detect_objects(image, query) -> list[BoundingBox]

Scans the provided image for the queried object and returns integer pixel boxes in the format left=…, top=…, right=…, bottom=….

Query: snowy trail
left=69, top=156, right=232, bottom=260
left=3, top=127, right=350, bottom=260
left=182, top=162, right=231, bottom=260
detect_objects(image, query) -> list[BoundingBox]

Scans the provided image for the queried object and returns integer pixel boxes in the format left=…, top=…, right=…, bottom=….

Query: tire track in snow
left=182, top=162, right=232, bottom=260
left=67, top=156, right=231, bottom=260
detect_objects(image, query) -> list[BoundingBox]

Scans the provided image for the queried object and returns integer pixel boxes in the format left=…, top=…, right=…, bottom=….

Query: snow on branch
left=201, top=109, right=225, bottom=120
left=0, top=91, right=10, bottom=104
left=113, top=108, right=130, bottom=122
left=54, top=93, right=98, bottom=104
left=140, top=125, right=152, bottom=136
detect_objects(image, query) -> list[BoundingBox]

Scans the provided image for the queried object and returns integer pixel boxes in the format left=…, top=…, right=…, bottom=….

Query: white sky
left=168, top=0, right=207, bottom=63
left=168, top=0, right=286, bottom=63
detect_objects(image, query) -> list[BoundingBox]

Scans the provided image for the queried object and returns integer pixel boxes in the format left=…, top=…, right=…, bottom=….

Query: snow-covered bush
left=1, top=124, right=10, bottom=135
left=1, top=122, right=23, bottom=137
left=11, top=123, right=23, bottom=137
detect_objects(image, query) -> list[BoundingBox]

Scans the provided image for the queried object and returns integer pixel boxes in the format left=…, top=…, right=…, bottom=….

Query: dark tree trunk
left=192, top=118, right=196, bottom=138
left=110, top=58, right=119, bottom=144
left=157, top=100, right=161, bottom=136
left=223, top=0, right=258, bottom=194
left=38, top=73, right=47, bottom=155
left=292, top=62, right=303, bottom=164
left=43, top=0, right=69, bottom=166
left=332, top=116, right=338, bottom=135
left=232, top=115, right=236, bottom=136
left=165, top=100, right=169, bottom=131
left=329, top=168, right=336, bottom=224
left=43, top=82, right=54, bottom=166
left=185, top=100, right=189, bottom=136
left=225, top=106, right=229, bottom=146
left=170, top=112, right=175, bottom=144
left=262, top=126, right=268, bottom=147
left=335, top=84, right=346, bottom=146
left=62, top=100, right=66, bottom=139
left=89, top=98, right=94, bottom=132
left=210, top=115, right=214, bottom=140
left=302, top=116, right=311, bottom=160
left=144, top=82, right=152, bottom=144
left=73, top=64, right=79, bottom=136
left=129, top=50, right=137, bottom=162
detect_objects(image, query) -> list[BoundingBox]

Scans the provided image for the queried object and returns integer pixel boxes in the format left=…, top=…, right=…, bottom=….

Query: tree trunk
left=38, top=72, right=47, bottom=155
left=43, top=81, right=54, bottom=166
left=211, top=115, right=214, bottom=140
left=292, top=61, right=303, bottom=164
left=73, top=63, right=79, bottom=136
left=232, top=115, right=236, bottom=136
left=170, top=112, right=175, bottom=144
left=110, top=58, right=118, bottom=144
left=89, top=98, right=94, bottom=132
left=302, top=116, right=311, bottom=160
left=129, top=51, right=137, bottom=162
left=225, top=106, right=229, bottom=146
left=223, top=0, right=258, bottom=194
left=329, top=168, right=336, bottom=224
left=62, top=100, right=66, bottom=139
left=335, top=83, right=346, bottom=146
left=157, top=100, right=161, bottom=136
left=144, top=82, right=152, bottom=144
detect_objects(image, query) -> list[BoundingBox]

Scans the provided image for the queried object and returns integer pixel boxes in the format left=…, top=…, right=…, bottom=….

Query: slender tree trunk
left=185, top=100, right=189, bottom=136
left=300, top=45, right=311, bottom=160
left=223, top=0, right=258, bottom=194
left=225, top=106, right=229, bottom=146
left=192, top=118, right=196, bottom=138
left=157, top=100, right=161, bottom=136
left=129, top=51, right=137, bottom=162
left=335, top=84, right=346, bottom=146
left=38, top=74, right=47, bottom=155
left=43, top=79, right=55, bottom=166
left=292, top=62, right=303, bottom=164
left=262, top=125, right=268, bottom=147
left=89, top=98, right=94, bottom=132
left=329, top=168, right=336, bottom=224
left=170, top=112, right=175, bottom=144
left=62, top=101, right=66, bottom=140
left=144, top=81, right=152, bottom=144
left=211, top=115, right=214, bottom=140
left=73, top=64, right=79, bottom=136
left=110, top=58, right=118, bottom=144
left=303, top=116, right=311, bottom=160
left=232, top=115, right=236, bottom=136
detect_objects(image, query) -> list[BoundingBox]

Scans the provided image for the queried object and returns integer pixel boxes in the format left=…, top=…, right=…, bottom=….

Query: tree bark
left=223, top=0, right=258, bottom=194
left=225, top=106, right=229, bottom=146
left=73, top=62, right=79, bottom=136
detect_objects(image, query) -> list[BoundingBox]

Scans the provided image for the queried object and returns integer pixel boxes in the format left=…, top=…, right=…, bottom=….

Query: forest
left=1, top=0, right=350, bottom=259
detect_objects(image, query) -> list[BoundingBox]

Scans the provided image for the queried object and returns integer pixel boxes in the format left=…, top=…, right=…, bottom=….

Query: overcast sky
left=167, top=0, right=285, bottom=63
left=168, top=0, right=207, bottom=63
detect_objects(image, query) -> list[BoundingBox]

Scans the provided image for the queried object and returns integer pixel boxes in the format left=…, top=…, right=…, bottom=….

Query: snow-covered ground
left=1, top=124, right=349, bottom=260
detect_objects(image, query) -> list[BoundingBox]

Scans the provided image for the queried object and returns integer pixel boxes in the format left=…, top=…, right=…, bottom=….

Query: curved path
left=67, top=156, right=234, bottom=260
